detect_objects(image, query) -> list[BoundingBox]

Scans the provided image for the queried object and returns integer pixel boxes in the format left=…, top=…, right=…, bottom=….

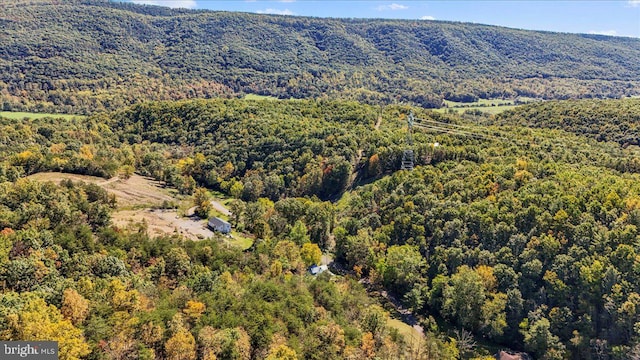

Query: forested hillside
left=495, top=98, right=640, bottom=146
left=2, top=98, right=640, bottom=358
left=0, top=177, right=430, bottom=359
left=336, top=146, right=640, bottom=359
left=1, top=0, right=640, bottom=113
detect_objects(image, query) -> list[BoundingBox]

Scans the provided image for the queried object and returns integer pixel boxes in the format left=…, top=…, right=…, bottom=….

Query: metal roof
left=208, top=217, right=230, bottom=227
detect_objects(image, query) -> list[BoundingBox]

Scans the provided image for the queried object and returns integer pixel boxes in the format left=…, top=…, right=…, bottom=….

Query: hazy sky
left=126, top=0, right=640, bottom=38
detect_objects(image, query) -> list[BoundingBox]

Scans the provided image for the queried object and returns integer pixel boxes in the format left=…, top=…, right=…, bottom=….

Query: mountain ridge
left=1, top=0, right=639, bottom=113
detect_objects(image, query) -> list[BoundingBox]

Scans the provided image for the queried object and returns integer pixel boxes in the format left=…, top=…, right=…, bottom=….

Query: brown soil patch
left=28, top=172, right=224, bottom=241
left=112, top=209, right=215, bottom=241
left=27, top=172, right=174, bottom=208
left=101, top=175, right=174, bottom=208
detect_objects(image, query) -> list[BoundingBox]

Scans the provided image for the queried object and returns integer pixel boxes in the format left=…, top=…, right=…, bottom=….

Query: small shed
left=208, top=217, right=231, bottom=234
left=309, top=265, right=328, bottom=275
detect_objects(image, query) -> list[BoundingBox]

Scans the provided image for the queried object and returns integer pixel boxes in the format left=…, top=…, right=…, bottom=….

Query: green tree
left=320, top=157, right=352, bottom=198
left=120, top=165, right=135, bottom=180
left=228, top=199, right=245, bottom=229
left=521, top=317, right=566, bottom=360
left=273, top=240, right=303, bottom=272
left=230, top=180, right=244, bottom=199
left=380, top=245, right=425, bottom=295
left=165, top=248, right=192, bottom=279
left=289, top=220, right=310, bottom=245
left=300, top=243, right=322, bottom=267
left=198, top=326, right=251, bottom=360
left=193, top=188, right=213, bottom=218
left=303, top=322, right=346, bottom=360
left=442, top=266, right=485, bottom=331
left=481, top=293, right=507, bottom=338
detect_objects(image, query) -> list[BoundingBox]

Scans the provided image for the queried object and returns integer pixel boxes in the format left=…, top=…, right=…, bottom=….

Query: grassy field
left=387, top=318, right=423, bottom=343
left=27, top=172, right=176, bottom=209
left=434, top=97, right=541, bottom=115
left=433, top=104, right=521, bottom=115
left=0, top=111, right=84, bottom=120
left=27, top=172, right=106, bottom=183
left=228, top=231, right=254, bottom=250
left=244, top=94, right=278, bottom=101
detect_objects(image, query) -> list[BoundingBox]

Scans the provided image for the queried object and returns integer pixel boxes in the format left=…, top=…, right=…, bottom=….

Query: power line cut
left=401, top=111, right=415, bottom=171
left=413, top=123, right=494, bottom=141
left=409, top=113, right=640, bottom=166
left=413, top=117, right=507, bottom=142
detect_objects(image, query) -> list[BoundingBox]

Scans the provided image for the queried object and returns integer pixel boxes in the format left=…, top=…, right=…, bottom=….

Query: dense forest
left=1, top=0, right=640, bottom=113
left=495, top=98, right=640, bottom=146
left=0, top=99, right=469, bottom=359
left=1, top=98, right=640, bottom=359
left=0, top=176, right=428, bottom=360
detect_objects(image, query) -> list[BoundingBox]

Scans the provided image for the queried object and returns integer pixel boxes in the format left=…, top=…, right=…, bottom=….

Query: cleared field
left=387, top=318, right=424, bottom=343
left=433, top=104, right=520, bottom=115
left=27, top=172, right=253, bottom=247
left=244, top=94, right=278, bottom=101
left=0, top=111, right=84, bottom=120
left=436, top=97, right=542, bottom=115
left=101, top=175, right=176, bottom=208
left=112, top=209, right=215, bottom=241
left=26, top=172, right=175, bottom=208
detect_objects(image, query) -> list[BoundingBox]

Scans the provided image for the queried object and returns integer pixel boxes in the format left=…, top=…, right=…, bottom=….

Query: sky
left=126, top=0, right=640, bottom=38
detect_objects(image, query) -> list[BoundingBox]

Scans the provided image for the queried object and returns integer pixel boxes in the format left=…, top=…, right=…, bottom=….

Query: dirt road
left=186, top=199, right=231, bottom=217
left=375, top=115, right=382, bottom=130
left=210, top=200, right=231, bottom=216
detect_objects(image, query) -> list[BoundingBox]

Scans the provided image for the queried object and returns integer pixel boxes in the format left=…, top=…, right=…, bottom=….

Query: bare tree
left=454, top=328, right=476, bottom=358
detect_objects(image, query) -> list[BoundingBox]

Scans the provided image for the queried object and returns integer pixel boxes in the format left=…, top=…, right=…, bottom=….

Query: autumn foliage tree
left=61, top=288, right=89, bottom=326
left=5, top=297, right=90, bottom=360
left=165, top=326, right=196, bottom=360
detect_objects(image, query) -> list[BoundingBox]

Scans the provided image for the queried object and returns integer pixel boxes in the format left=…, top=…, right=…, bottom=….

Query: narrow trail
left=379, top=290, right=425, bottom=338
left=348, top=114, right=382, bottom=189
left=347, top=149, right=363, bottom=190
left=98, top=176, right=120, bottom=186
left=375, top=115, right=382, bottom=130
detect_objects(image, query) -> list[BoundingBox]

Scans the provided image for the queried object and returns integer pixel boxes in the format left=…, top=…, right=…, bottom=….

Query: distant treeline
left=1, top=0, right=640, bottom=113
